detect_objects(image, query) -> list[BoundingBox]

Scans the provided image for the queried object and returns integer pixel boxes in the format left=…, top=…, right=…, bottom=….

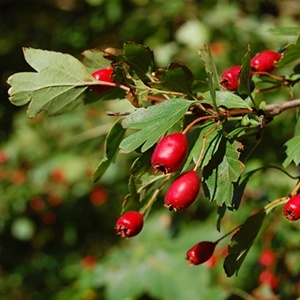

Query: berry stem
left=193, top=121, right=221, bottom=171
left=140, top=175, right=171, bottom=215
left=182, top=115, right=217, bottom=135
left=214, top=224, right=241, bottom=244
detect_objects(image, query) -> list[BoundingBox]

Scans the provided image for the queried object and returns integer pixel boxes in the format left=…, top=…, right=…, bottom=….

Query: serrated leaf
left=93, top=119, right=126, bottom=182
left=282, top=135, right=300, bottom=167
left=238, top=45, right=252, bottom=97
left=268, top=27, right=300, bottom=36
left=182, top=122, right=222, bottom=172
left=120, top=98, right=192, bottom=153
left=224, top=210, right=266, bottom=277
left=81, top=48, right=112, bottom=73
left=7, top=48, right=95, bottom=118
left=203, top=139, right=245, bottom=206
left=202, top=91, right=251, bottom=110
left=276, top=36, right=300, bottom=68
left=153, top=62, right=195, bottom=95
left=199, top=44, right=220, bottom=90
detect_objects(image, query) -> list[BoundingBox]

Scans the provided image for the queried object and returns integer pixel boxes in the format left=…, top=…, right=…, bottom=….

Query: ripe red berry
left=220, top=65, right=241, bottom=91
left=258, top=269, right=279, bottom=290
left=283, top=194, right=300, bottom=221
left=186, top=241, right=217, bottom=265
left=164, top=170, right=200, bottom=211
left=91, top=68, right=115, bottom=93
left=259, top=249, right=276, bottom=267
left=251, top=50, right=282, bottom=73
left=151, top=133, right=188, bottom=174
left=115, top=211, right=144, bottom=238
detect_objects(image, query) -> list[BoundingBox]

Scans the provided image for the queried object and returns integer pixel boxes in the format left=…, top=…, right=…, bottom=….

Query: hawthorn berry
left=220, top=65, right=241, bottom=91
left=186, top=241, right=217, bottom=265
left=151, top=132, right=188, bottom=174
left=251, top=50, right=282, bottom=73
left=164, top=170, right=200, bottom=211
left=91, top=68, right=115, bottom=93
left=259, top=249, right=276, bottom=267
left=283, top=194, right=300, bottom=221
left=115, top=211, right=144, bottom=238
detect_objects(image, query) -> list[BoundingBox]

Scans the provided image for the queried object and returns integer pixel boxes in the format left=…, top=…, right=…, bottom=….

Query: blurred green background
left=1, top=0, right=300, bottom=299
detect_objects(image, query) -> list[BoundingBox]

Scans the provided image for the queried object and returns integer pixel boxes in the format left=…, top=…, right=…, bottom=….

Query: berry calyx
left=151, top=132, right=188, bottom=174
left=259, top=249, right=276, bottom=267
left=283, top=194, right=300, bottom=221
left=164, top=170, right=200, bottom=211
left=251, top=50, right=282, bottom=73
left=220, top=65, right=241, bottom=91
left=91, top=68, right=115, bottom=93
left=115, top=211, right=144, bottom=238
left=186, top=241, right=217, bottom=265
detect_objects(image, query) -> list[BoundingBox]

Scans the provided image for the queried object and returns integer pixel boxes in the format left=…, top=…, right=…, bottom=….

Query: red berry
left=258, top=269, right=279, bottom=290
left=259, top=249, right=276, bottom=267
left=186, top=241, right=216, bottom=265
left=251, top=50, right=282, bottom=73
left=91, top=68, right=115, bottom=93
left=220, top=65, right=241, bottom=91
left=151, top=133, right=188, bottom=174
left=164, top=170, right=200, bottom=211
left=90, top=187, right=108, bottom=206
left=115, top=211, right=144, bottom=238
left=283, top=194, right=300, bottom=221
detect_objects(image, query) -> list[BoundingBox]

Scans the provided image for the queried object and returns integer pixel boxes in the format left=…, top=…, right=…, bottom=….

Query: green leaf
left=120, top=98, right=192, bottom=153
left=268, top=27, right=300, bottom=36
left=282, top=135, right=300, bottom=167
left=92, top=119, right=126, bottom=182
left=238, top=45, right=253, bottom=98
left=199, top=44, right=220, bottom=90
left=182, top=122, right=222, bottom=172
left=153, top=62, right=195, bottom=95
left=202, top=91, right=251, bottom=110
left=81, top=48, right=112, bottom=73
left=7, top=48, right=95, bottom=118
left=203, top=139, right=245, bottom=206
left=224, top=210, right=266, bottom=277
left=276, top=36, right=300, bottom=68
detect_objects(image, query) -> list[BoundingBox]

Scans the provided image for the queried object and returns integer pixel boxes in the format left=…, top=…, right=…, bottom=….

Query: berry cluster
left=220, top=50, right=282, bottom=91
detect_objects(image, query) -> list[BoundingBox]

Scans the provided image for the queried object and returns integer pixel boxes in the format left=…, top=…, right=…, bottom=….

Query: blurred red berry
left=0, top=150, right=9, bottom=164
left=259, top=249, right=276, bottom=267
left=47, top=194, right=63, bottom=207
left=81, top=255, right=97, bottom=270
left=11, top=169, right=26, bottom=185
left=42, top=211, right=57, bottom=225
left=115, top=211, right=144, bottom=238
left=220, top=65, right=241, bottom=91
left=258, top=269, right=279, bottom=290
left=91, top=68, right=115, bottom=93
left=51, top=168, right=66, bottom=183
left=29, top=196, right=46, bottom=211
left=283, top=194, right=300, bottom=221
left=186, top=241, right=217, bottom=265
left=90, top=187, right=108, bottom=206
left=251, top=50, right=282, bottom=73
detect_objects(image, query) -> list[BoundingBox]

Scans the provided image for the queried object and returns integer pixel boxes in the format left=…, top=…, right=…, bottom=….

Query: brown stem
left=264, top=99, right=300, bottom=116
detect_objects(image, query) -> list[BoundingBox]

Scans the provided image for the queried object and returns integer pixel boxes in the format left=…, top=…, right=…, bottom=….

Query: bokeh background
left=1, top=0, right=300, bottom=299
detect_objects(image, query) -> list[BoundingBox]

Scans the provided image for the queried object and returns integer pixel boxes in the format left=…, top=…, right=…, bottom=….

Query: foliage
left=2, top=1, right=300, bottom=299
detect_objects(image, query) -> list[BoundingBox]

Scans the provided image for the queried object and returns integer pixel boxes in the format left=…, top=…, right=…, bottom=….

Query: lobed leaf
left=7, top=48, right=96, bottom=118
left=202, top=138, right=245, bottom=206
left=224, top=210, right=266, bottom=277
left=268, top=27, right=300, bottom=36
left=93, top=119, right=126, bottom=182
left=282, top=135, right=300, bottom=168
left=120, top=98, right=193, bottom=153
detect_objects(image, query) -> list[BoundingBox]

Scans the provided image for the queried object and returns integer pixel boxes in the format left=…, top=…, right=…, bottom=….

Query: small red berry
left=251, top=50, right=282, bottom=73
left=258, top=269, right=279, bottom=290
left=90, top=187, right=108, bottom=206
left=91, top=68, right=115, bottom=93
left=164, top=170, right=200, bottom=211
left=151, top=132, right=188, bottom=174
left=259, top=249, right=276, bottom=267
left=115, top=211, right=144, bottom=238
left=283, top=194, right=300, bottom=221
left=186, top=241, right=217, bottom=265
left=220, top=65, right=241, bottom=91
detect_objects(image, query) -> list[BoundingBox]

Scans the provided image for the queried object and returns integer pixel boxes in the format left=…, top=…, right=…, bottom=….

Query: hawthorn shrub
left=4, top=27, right=300, bottom=298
